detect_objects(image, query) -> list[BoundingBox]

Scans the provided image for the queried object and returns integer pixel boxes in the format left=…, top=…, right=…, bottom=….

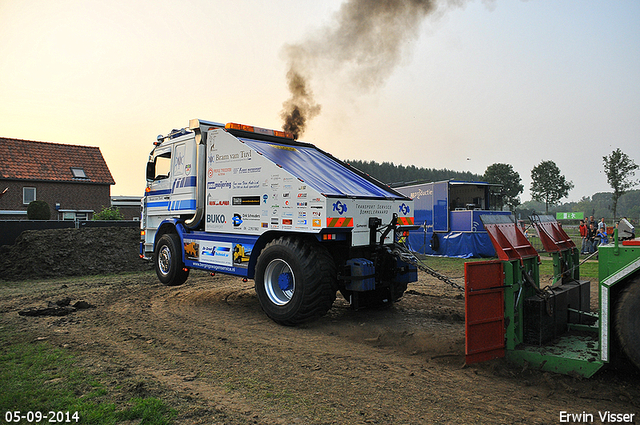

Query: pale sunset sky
left=1, top=0, right=638, bottom=201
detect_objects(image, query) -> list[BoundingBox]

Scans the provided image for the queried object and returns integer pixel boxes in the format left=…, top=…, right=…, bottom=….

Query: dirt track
left=2, top=268, right=639, bottom=424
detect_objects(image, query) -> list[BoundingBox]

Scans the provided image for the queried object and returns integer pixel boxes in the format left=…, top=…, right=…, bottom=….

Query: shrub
left=26, top=200, right=50, bottom=220
left=93, top=206, right=124, bottom=220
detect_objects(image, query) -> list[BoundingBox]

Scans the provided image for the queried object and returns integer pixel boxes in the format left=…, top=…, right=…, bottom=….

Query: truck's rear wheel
left=614, top=275, right=640, bottom=371
left=155, top=233, right=189, bottom=286
left=255, top=237, right=336, bottom=325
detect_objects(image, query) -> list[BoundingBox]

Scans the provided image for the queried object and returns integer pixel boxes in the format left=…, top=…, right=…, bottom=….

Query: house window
left=23, top=187, right=36, bottom=204
left=70, top=167, right=88, bottom=179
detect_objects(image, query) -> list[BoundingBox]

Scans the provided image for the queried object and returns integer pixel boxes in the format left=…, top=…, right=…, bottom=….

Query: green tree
left=483, top=163, right=523, bottom=211
left=603, top=148, right=638, bottom=220
left=93, top=206, right=124, bottom=220
left=530, top=160, right=574, bottom=214
left=26, top=200, right=50, bottom=220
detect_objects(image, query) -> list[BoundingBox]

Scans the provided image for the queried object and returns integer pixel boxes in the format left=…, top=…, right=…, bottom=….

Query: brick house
left=0, top=137, right=115, bottom=220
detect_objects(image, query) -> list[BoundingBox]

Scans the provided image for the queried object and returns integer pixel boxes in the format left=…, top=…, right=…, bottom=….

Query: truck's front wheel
left=155, top=233, right=189, bottom=286
left=255, top=237, right=336, bottom=325
left=614, top=275, right=640, bottom=371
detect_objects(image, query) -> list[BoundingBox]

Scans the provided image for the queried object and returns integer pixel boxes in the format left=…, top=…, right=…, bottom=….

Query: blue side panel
left=176, top=228, right=260, bottom=277
left=406, top=230, right=496, bottom=258
left=450, top=210, right=473, bottom=232
left=240, top=138, right=406, bottom=199
left=433, top=181, right=449, bottom=232
left=396, top=183, right=433, bottom=232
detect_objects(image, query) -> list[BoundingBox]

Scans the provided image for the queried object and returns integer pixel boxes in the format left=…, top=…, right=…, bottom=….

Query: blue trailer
left=395, top=180, right=512, bottom=258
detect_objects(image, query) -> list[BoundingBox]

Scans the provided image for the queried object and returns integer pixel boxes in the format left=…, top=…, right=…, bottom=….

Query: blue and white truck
left=140, top=119, right=418, bottom=325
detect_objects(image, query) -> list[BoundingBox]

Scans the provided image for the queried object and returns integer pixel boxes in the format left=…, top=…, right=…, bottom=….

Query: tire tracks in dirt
left=2, top=271, right=639, bottom=424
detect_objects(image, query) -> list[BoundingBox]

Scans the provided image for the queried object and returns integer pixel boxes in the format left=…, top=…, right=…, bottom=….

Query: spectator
left=598, top=217, right=606, bottom=232
left=587, top=223, right=598, bottom=253
left=579, top=220, right=588, bottom=254
left=596, top=227, right=608, bottom=246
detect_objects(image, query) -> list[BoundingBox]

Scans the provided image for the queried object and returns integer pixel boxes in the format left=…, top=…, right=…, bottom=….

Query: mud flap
left=465, top=260, right=505, bottom=364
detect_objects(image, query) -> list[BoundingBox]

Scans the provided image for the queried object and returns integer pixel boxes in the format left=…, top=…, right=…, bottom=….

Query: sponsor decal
left=332, top=200, right=348, bottom=215
left=297, top=202, right=307, bottom=207
left=241, top=213, right=260, bottom=221
left=356, top=203, right=392, bottom=216
left=282, top=219, right=293, bottom=225
left=232, top=214, right=243, bottom=227
left=297, top=219, right=307, bottom=226
left=200, top=242, right=232, bottom=266
left=232, top=196, right=261, bottom=205
left=263, top=194, right=268, bottom=203
left=211, top=167, right=231, bottom=176
left=261, top=222, right=269, bottom=228
left=399, top=203, right=410, bottom=215
left=233, top=180, right=260, bottom=190
left=214, top=150, right=252, bottom=162
left=312, top=219, right=322, bottom=227
left=208, top=200, right=230, bottom=206
left=208, top=181, right=232, bottom=190
left=297, top=193, right=307, bottom=199
left=183, top=240, right=199, bottom=260
left=206, top=214, right=226, bottom=224
left=233, top=166, right=261, bottom=174
left=185, top=164, right=191, bottom=175
left=409, top=188, right=433, bottom=199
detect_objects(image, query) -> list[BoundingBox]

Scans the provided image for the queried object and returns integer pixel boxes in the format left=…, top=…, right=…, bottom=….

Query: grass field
left=0, top=327, right=176, bottom=425
left=421, top=253, right=599, bottom=280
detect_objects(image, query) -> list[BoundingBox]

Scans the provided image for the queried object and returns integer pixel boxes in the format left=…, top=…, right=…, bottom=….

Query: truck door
left=145, top=147, right=172, bottom=214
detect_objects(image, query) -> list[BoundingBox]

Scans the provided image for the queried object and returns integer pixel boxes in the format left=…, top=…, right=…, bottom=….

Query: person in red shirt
left=579, top=219, right=588, bottom=254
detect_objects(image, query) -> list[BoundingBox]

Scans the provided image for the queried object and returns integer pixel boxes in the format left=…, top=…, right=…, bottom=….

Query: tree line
left=346, top=160, right=482, bottom=187
left=348, top=148, right=639, bottom=221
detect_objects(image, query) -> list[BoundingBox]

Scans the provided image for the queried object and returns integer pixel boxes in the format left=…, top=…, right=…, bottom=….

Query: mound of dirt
left=0, top=227, right=152, bottom=281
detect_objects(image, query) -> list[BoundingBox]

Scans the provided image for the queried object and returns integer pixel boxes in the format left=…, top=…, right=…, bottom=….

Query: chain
left=393, top=244, right=465, bottom=292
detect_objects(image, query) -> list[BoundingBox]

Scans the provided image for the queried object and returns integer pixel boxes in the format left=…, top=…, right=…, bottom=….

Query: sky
left=1, top=0, right=639, bottom=203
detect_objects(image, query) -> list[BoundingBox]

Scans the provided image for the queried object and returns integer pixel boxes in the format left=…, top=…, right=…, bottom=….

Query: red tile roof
left=0, top=138, right=115, bottom=185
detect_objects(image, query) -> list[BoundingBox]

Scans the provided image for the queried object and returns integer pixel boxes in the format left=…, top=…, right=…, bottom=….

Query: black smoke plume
left=281, top=0, right=453, bottom=139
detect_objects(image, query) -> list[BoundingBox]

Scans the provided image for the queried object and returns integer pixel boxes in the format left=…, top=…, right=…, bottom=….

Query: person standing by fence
left=587, top=222, right=598, bottom=253
left=579, top=219, right=588, bottom=254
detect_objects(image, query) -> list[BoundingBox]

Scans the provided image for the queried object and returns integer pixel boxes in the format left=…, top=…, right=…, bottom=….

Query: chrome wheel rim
left=264, top=259, right=295, bottom=306
left=158, top=245, right=172, bottom=276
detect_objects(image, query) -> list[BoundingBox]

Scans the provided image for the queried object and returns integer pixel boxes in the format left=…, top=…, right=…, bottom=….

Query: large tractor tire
left=614, top=276, right=640, bottom=371
left=155, top=233, right=189, bottom=286
left=254, top=237, right=337, bottom=326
